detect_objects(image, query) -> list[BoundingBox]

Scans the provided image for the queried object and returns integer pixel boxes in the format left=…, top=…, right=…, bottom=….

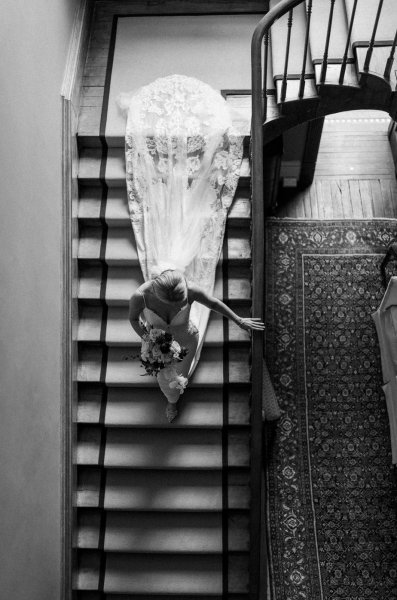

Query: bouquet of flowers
left=139, top=328, right=189, bottom=391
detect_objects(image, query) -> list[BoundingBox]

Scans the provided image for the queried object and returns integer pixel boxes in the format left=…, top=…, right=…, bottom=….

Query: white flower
left=169, top=374, right=188, bottom=394
left=149, top=328, right=163, bottom=341
left=171, top=340, right=181, bottom=353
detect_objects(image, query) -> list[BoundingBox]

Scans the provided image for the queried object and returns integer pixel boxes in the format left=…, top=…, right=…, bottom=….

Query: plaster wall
left=107, top=14, right=261, bottom=135
left=0, top=1, right=78, bottom=598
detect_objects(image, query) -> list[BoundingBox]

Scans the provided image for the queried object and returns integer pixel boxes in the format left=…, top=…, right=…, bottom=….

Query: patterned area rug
left=265, top=219, right=397, bottom=600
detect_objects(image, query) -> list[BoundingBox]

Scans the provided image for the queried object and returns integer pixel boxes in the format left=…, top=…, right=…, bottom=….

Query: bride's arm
left=188, top=285, right=265, bottom=331
left=128, top=293, right=148, bottom=339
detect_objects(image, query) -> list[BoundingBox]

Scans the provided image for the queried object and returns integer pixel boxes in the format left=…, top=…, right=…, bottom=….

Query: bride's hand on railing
left=238, top=317, right=265, bottom=331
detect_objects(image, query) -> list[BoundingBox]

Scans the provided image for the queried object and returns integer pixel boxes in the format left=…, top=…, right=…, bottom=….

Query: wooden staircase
left=75, top=118, right=253, bottom=597
left=255, top=0, right=397, bottom=145
left=72, top=1, right=397, bottom=598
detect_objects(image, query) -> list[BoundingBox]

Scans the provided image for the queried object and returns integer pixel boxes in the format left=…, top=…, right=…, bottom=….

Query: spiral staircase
left=73, top=1, right=397, bottom=599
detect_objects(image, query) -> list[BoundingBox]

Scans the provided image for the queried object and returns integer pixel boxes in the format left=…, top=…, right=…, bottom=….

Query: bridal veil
left=119, top=75, right=244, bottom=372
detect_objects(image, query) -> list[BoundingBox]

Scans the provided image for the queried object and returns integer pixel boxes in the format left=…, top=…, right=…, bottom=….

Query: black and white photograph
left=1, top=1, right=397, bottom=599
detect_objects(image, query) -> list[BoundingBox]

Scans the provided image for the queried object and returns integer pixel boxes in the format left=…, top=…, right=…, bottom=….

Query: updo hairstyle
left=152, top=270, right=187, bottom=304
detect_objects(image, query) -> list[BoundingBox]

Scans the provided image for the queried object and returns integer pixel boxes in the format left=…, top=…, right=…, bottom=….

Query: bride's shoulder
left=130, top=282, right=151, bottom=304
left=187, top=283, right=208, bottom=303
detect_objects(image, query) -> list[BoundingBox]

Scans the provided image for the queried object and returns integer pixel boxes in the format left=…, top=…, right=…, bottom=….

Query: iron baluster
left=263, top=31, right=270, bottom=122
left=339, top=0, right=358, bottom=84
left=281, top=9, right=294, bottom=102
left=364, top=0, right=384, bottom=72
left=384, top=28, right=397, bottom=81
left=299, top=0, right=313, bottom=99
left=320, top=0, right=336, bottom=84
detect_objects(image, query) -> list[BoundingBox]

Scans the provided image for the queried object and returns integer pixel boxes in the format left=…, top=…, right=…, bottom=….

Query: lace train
left=120, top=75, right=244, bottom=376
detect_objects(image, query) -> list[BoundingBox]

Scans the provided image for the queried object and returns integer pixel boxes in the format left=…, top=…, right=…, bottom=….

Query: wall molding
left=60, top=1, right=93, bottom=598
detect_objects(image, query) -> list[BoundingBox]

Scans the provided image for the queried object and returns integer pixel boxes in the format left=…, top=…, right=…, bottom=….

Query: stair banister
left=339, top=0, right=358, bottom=84
left=364, top=0, right=385, bottom=72
left=250, top=2, right=304, bottom=598
left=251, top=0, right=394, bottom=595
left=384, top=28, right=397, bottom=81
left=320, top=0, right=336, bottom=84
left=299, top=0, right=313, bottom=99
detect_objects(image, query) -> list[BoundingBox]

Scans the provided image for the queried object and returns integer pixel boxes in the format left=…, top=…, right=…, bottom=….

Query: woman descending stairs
left=72, top=1, right=397, bottom=597
left=75, top=112, right=253, bottom=596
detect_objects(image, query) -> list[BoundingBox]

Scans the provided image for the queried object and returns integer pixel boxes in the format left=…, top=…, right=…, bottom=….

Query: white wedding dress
left=119, top=74, right=244, bottom=399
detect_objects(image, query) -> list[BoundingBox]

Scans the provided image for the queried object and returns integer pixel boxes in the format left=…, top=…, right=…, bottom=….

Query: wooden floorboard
left=277, top=110, right=397, bottom=219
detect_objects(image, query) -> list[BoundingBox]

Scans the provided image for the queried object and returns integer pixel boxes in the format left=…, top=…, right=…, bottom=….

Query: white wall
left=0, top=1, right=78, bottom=598
left=107, top=14, right=261, bottom=136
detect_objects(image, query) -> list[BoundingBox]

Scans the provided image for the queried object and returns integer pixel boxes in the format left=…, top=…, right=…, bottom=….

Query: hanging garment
left=372, top=275, right=397, bottom=464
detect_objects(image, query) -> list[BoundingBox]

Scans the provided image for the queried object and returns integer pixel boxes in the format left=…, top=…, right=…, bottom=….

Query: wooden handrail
left=251, top=3, right=303, bottom=597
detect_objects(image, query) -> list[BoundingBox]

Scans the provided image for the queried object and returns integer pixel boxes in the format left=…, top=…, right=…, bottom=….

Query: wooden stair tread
left=103, top=596, right=249, bottom=600
left=77, top=427, right=249, bottom=469
left=76, top=468, right=250, bottom=511
left=355, top=46, right=397, bottom=89
left=346, top=0, right=396, bottom=47
left=76, top=552, right=248, bottom=594
left=308, top=0, right=351, bottom=64
left=78, top=265, right=251, bottom=305
left=78, top=346, right=250, bottom=386
left=74, top=551, right=248, bottom=598
left=78, top=305, right=251, bottom=347
left=78, top=188, right=251, bottom=226
left=77, top=511, right=249, bottom=553
left=77, top=386, right=250, bottom=428
left=78, top=147, right=251, bottom=186
left=78, top=227, right=251, bottom=266
left=270, top=0, right=314, bottom=81
left=313, top=62, right=359, bottom=87
left=77, top=132, right=251, bottom=150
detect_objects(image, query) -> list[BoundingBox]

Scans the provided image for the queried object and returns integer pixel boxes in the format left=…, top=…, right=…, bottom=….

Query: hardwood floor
left=277, top=110, right=397, bottom=219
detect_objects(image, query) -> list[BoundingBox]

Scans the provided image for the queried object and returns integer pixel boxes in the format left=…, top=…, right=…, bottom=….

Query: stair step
left=346, top=0, right=396, bottom=48
left=78, top=305, right=251, bottom=347
left=78, top=346, right=250, bottom=387
left=308, top=0, right=359, bottom=87
left=308, top=0, right=350, bottom=64
left=76, top=428, right=249, bottom=469
left=78, top=226, right=251, bottom=266
left=78, top=265, right=251, bottom=306
left=355, top=45, right=397, bottom=89
left=77, top=386, right=250, bottom=428
left=77, top=132, right=251, bottom=151
left=104, top=596, right=249, bottom=600
left=345, top=0, right=396, bottom=86
left=76, top=468, right=250, bottom=511
left=78, top=187, right=251, bottom=227
left=77, top=511, right=249, bottom=553
left=270, top=0, right=316, bottom=102
left=75, top=551, right=249, bottom=594
left=78, top=147, right=251, bottom=187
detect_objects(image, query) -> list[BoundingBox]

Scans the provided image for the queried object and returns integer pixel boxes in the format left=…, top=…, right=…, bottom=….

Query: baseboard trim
left=60, top=2, right=93, bottom=599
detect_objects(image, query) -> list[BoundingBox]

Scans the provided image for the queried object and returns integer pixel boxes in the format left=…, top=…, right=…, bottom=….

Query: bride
left=129, top=269, right=264, bottom=421
left=119, top=74, right=264, bottom=420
